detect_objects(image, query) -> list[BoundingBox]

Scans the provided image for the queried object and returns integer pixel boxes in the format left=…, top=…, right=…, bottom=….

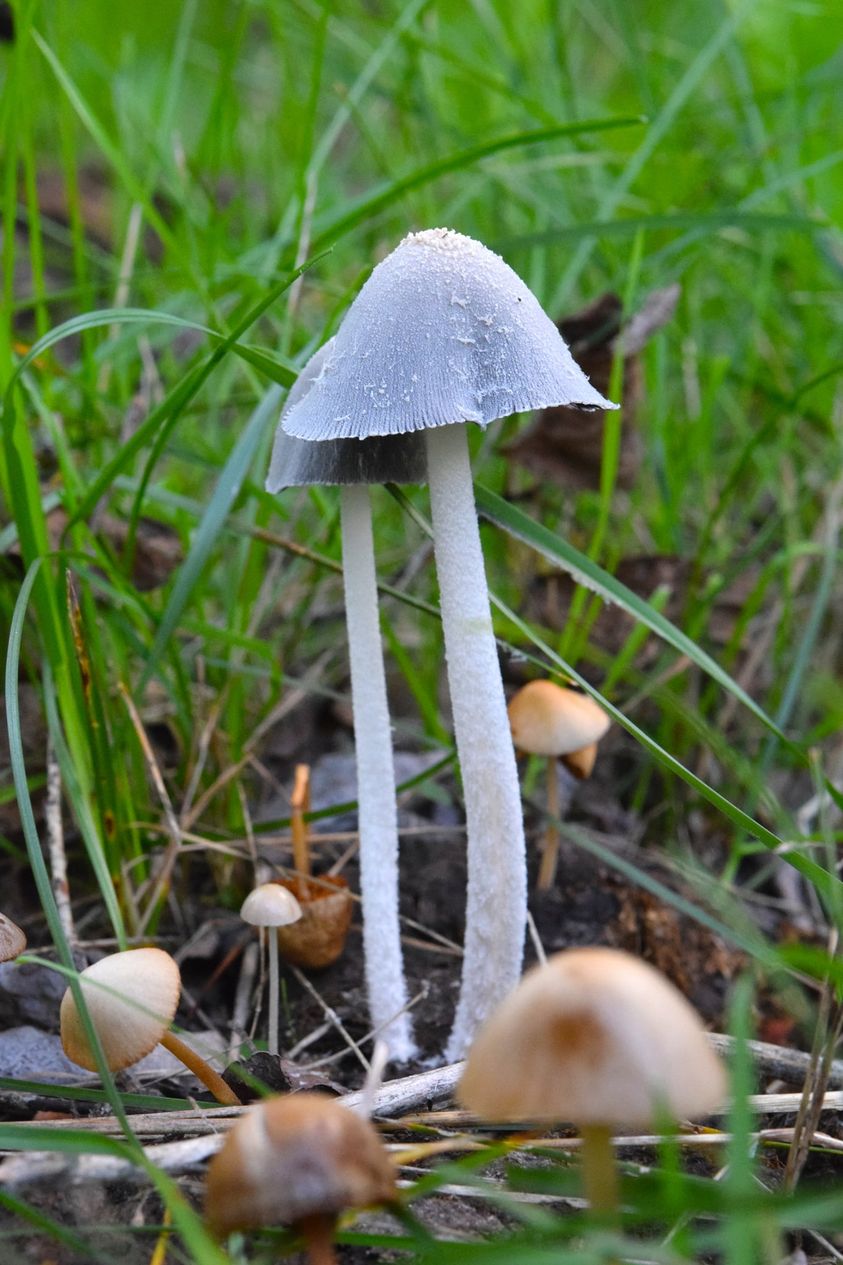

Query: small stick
left=45, top=736, right=77, bottom=948
left=291, top=763, right=312, bottom=883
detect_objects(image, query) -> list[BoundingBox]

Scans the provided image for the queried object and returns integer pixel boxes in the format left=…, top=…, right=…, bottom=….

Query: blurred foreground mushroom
left=60, top=947, right=241, bottom=1105
left=205, top=1092, right=397, bottom=1263
left=240, top=883, right=302, bottom=1056
left=268, top=347, right=423, bottom=1061
left=508, top=680, right=610, bottom=890
left=283, top=228, right=616, bottom=1059
left=459, top=947, right=726, bottom=1216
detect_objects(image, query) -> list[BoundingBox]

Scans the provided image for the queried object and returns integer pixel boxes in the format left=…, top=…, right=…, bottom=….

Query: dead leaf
left=504, top=285, right=680, bottom=491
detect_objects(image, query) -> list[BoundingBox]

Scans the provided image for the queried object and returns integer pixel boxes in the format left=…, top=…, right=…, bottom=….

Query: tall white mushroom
left=282, top=230, right=616, bottom=1058
left=268, top=340, right=425, bottom=1064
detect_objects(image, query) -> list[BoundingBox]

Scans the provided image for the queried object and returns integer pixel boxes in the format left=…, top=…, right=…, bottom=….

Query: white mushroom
left=282, top=229, right=616, bottom=1058
left=240, top=883, right=303, bottom=1057
left=267, top=342, right=424, bottom=1063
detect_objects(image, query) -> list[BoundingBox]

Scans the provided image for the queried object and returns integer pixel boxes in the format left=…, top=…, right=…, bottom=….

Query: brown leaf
left=504, top=285, right=680, bottom=491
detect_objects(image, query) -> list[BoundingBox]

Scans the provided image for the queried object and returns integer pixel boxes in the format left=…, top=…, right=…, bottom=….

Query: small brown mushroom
left=459, top=947, right=726, bottom=1216
left=508, top=680, right=610, bottom=890
left=205, top=1092, right=397, bottom=1263
left=0, top=913, right=26, bottom=961
left=60, top=947, right=240, bottom=1105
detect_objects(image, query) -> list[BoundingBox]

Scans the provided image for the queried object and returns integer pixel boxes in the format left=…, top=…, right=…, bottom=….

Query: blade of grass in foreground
left=492, top=592, right=840, bottom=905
left=475, top=485, right=789, bottom=744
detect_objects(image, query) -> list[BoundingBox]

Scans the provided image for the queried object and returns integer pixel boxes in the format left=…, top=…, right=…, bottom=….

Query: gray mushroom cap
left=266, top=338, right=427, bottom=490
left=281, top=228, right=617, bottom=443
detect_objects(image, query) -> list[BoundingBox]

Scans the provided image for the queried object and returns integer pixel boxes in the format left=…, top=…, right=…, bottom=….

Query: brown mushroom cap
left=0, top=913, right=26, bottom=961
left=205, top=1092, right=396, bottom=1238
left=458, top=947, right=727, bottom=1127
left=508, top=681, right=610, bottom=758
left=60, top=947, right=181, bottom=1072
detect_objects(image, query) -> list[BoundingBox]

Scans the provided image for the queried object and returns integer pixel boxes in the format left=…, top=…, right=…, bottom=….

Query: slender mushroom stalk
left=458, top=947, right=728, bottom=1219
left=60, top=947, right=241, bottom=1105
left=426, top=422, right=527, bottom=1055
left=268, top=343, right=425, bottom=1063
left=240, top=883, right=303, bottom=1056
left=281, top=229, right=617, bottom=1056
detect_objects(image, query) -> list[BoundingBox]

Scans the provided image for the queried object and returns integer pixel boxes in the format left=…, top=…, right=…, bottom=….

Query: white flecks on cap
left=266, top=338, right=427, bottom=488
left=281, top=229, right=617, bottom=442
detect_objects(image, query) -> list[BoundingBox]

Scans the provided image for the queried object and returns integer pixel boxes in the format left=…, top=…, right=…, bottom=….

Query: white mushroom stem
left=340, top=484, right=416, bottom=1063
left=425, top=424, right=527, bottom=1061
left=267, top=929, right=280, bottom=1058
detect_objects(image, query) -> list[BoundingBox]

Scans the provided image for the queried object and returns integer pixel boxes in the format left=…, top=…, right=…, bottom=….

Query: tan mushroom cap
left=60, top=947, right=181, bottom=1072
left=458, top=947, right=727, bottom=1128
left=205, top=1092, right=397, bottom=1238
left=240, top=883, right=303, bottom=928
left=0, top=913, right=26, bottom=961
left=508, top=680, right=610, bottom=758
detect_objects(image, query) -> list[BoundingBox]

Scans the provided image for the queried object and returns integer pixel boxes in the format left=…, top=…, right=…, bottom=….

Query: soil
left=0, top=733, right=837, bottom=1262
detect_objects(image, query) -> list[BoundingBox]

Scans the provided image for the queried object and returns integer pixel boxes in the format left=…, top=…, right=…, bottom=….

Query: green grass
left=2, top=0, right=843, bottom=1259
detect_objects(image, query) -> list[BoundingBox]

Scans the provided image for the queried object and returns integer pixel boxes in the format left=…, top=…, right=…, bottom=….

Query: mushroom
left=205, top=1091, right=397, bottom=1263
left=240, top=883, right=303, bottom=1057
left=60, top=947, right=241, bottom=1105
left=268, top=341, right=425, bottom=1063
left=0, top=912, right=26, bottom=961
left=458, top=947, right=727, bottom=1215
left=507, top=680, right=610, bottom=890
left=281, top=228, right=616, bottom=1058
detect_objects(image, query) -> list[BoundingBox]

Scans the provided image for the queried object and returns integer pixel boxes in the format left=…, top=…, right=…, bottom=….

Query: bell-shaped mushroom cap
left=60, top=947, right=180, bottom=1072
left=205, top=1092, right=397, bottom=1238
left=282, top=228, right=616, bottom=443
left=0, top=912, right=26, bottom=961
left=508, top=680, right=610, bottom=758
left=240, top=883, right=303, bottom=928
left=267, top=338, right=426, bottom=489
left=458, top=947, right=727, bottom=1127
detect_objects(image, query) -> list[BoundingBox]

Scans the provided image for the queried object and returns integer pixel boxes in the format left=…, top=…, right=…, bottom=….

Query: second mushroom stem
left=340, top=484, right=415, bottom=1063
left=425, top=424, right=528, bottom=1061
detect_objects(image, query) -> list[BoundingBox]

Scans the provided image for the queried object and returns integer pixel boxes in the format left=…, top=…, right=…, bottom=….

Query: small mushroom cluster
left=268, top=228, right=616, bottom=1059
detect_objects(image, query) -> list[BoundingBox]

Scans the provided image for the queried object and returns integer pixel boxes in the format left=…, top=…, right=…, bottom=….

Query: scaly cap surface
left=282, top=229, right=616, bottom=442
left=267, top=338, right=427, bottom=487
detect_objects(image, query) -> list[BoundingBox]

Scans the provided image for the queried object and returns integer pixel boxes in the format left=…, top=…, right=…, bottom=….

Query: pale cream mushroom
left=60, top=947, right=240, bottom=1105
left=205, top=1092, right=397, bottom=1264
left=508, top=680, right=610, bottom=890
left=459, top=947, right=726, bottom=1215
left=240, top=882, right=302, bottom=1057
